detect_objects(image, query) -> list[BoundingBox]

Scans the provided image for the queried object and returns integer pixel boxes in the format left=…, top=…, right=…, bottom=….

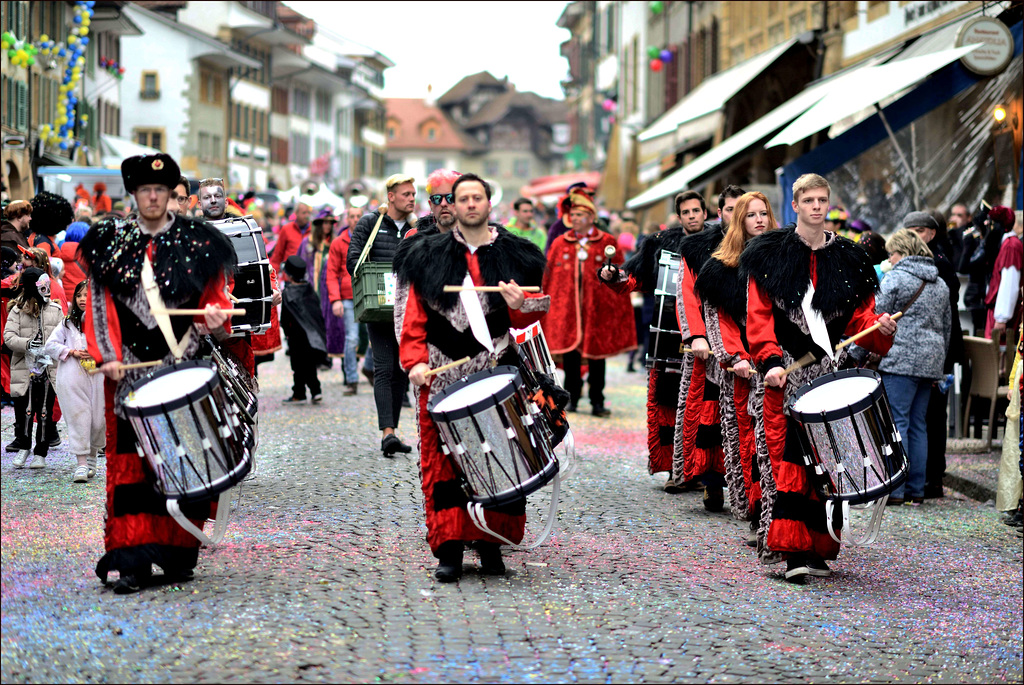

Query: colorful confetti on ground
left=2, top=354, right=1021, bottom=683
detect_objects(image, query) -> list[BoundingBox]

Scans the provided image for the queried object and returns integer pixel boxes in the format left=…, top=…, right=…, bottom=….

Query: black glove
left=597, top=263, right=621, bottom=283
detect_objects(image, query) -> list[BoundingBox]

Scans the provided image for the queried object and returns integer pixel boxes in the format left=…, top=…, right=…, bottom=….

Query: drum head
left=428, top=366, right=521, bottom=420
left=123, top=360, right=220, bottom=416
left=790, top=368, right=882, bottom=422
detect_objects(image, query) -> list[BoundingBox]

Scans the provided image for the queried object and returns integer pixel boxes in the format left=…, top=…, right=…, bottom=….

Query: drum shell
left=427, top=366, right=559, bottom=509
left=209, top=217, right=273, bottom=335
left=123, top=361, right=252, bottom=502
left=513, top=323, right=558, bottom=381
left=789, top=368, right=908, bottom=504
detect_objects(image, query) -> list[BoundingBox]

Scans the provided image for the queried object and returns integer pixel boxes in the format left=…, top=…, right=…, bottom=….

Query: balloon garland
left=1, top=1, right=98, bottom=151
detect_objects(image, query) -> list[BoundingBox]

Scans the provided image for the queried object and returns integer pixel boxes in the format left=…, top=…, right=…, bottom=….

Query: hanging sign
left=956, top=17, right=1014, bottom=76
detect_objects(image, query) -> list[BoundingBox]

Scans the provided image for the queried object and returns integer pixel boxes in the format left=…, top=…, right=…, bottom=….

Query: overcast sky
left=283, top=1, right=572, bottom=101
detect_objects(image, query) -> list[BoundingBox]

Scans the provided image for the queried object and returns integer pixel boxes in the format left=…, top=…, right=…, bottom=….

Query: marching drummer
left=397, top=173, right=550, bottom=582
left=80, top=153, right=238, bottom=594
left=740, top=173, right=896, bottom=583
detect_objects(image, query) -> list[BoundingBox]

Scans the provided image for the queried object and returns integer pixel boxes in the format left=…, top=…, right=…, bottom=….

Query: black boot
left=477, top=542, right=506, bottom=575
left=434, top=541, right=464, bottom=583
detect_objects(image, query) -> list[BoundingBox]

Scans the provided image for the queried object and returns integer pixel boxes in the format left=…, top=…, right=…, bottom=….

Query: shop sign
left=956, top=17, right=1014, bottom=75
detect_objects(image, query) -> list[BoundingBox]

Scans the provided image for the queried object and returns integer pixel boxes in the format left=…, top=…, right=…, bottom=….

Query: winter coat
left=59, top=240, right=88, bottom=294
left=876, top=255, right=950, bottom=380
left=3, top=300, right=63, bottom=395
left=346, top=211, right=414, bottom=279
left=269, top=219, right=310, bottom=274
left=1, top=220, right=29, bottom=252
left=326, top=228, right=354, bottom=302
left=43, top=317, right=106, bottom=455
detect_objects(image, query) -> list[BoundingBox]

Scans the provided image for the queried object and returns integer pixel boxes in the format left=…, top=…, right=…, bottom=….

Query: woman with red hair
left=694, top=192, right=779, bottom=545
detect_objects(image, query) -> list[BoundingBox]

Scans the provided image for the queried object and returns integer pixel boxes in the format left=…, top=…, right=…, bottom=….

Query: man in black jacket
left=346, top=174, right=418, bottom=456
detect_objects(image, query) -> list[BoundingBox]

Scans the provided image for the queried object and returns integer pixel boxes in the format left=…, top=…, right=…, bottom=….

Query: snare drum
left=428, top=365, right=560, bottom=509
left=512, top=321, right=558, bottom=380
left=210, top=216, right=273, bottom=336
left=123, top=360, right=252, bottom=502
left=789, top=368, right=908, bottom=505
left=646, top=250, right=684, bottom=373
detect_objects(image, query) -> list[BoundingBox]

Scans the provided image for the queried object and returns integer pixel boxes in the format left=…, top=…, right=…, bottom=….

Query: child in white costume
left=44, top=280, right=105, bottom=483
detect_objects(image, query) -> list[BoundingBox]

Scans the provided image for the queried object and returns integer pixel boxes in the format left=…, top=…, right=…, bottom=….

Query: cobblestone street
left=2, top=355, right=1022, bottom=683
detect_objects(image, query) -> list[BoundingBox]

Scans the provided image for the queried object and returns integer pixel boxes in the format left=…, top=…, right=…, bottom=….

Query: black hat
left=902, top=211, right=939, bottom=232
left=121, top=153, right=182, bottom=194
left=28, top=191, right=73, bottom=236
left=283, top=255, right=307, bottom=280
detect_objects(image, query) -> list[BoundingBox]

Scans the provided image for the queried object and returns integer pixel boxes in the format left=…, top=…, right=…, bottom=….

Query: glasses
left=429, top=193, right=455, bottom=206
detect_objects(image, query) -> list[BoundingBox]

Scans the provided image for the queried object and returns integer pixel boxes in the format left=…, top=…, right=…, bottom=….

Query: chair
left=961, top=336, right=1010, bottom=449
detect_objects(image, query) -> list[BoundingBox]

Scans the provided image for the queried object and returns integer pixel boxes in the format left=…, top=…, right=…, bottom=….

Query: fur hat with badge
left=28, top=191, right=73, bottom=237
left=121, top=153, right=182, bottom=194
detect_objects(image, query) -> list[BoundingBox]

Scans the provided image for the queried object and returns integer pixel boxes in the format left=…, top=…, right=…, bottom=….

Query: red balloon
left=649, top=58, right=663, bottom=72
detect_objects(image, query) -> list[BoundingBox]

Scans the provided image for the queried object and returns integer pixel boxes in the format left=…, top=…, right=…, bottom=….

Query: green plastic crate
left=353, top=261, right=397, bottom=323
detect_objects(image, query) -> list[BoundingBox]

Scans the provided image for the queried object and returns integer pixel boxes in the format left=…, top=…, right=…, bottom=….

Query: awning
left=766, top=43, right=981, bottom=148
left=100, top=135, right=160, bottom=168
left=521, top=171, right=601, bottom=199
left=625, top=82, right=835, bottom=209
left=637, top=38, right=798, bottom=144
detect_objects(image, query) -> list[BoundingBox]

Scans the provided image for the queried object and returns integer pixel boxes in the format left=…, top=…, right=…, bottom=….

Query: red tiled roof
left=385, top=98, right=482, bottom=151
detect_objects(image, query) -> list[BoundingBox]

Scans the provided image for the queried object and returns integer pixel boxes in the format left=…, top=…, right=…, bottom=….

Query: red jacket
left=59, top=240, right=88, bottom=295
left=541, top=229, right=637, bottom=358
left=270, top=220, right=310, bottom=273
left=326, top=228, right=353, bottom=302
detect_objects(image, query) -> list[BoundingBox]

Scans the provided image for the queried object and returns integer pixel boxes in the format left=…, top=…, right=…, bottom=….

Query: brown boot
left=343, top=383, right=358, bottom=396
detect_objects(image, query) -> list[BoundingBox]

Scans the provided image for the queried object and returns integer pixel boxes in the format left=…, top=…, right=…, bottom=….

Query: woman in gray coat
left=878, top=229, right=951, bottom=505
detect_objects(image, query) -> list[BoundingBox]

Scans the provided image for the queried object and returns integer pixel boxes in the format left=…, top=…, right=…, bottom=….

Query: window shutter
left=16, top=81, right=29, bottom=131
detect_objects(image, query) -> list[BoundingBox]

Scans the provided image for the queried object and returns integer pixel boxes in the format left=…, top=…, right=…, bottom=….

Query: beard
left=436, top=212, right=456, bottom=229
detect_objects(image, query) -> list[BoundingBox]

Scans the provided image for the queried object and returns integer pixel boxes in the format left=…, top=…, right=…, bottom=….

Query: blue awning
left=778, top=19, right=1022, bottom=224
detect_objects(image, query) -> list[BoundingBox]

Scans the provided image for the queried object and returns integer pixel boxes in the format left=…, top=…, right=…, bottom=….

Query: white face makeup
left=200, top=184, right=226, bottom=219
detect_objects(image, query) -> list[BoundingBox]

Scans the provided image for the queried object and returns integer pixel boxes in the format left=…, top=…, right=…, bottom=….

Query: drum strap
left=801, top=281, right=834, bottom=363
left=825, top=495, right=889, bottom=546
left=353, top=210, right=387, bottom=276
left=166, top=490, right=232, bottom=546
left=141, top=255, right=192, bottom=360
left=459, top=274, right=495, bottom=354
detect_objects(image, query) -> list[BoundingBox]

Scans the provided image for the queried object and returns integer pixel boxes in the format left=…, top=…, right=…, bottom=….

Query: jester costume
left=80, top=212, right=236, bottom=588
left=740, top=227, right=891, bottom=565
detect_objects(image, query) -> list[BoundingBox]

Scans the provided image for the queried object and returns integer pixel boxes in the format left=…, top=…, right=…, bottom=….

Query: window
left=315, top=137, right=331, bottom=159
left=293, top=88, right=311, bottom=119
left=514, top=159, right=530, bottom=178
left=315, top=91, right=331, bottom=123
left=768, top=22, right=785, bottom=45
left=426, top=126, right=436, bottom=141
left=426, top=158, right=444, bottom=174
left=199, top=132, right=212, bottom=162
left=384, top=159, right=402, bottom=177
left=135, top=128, right=164, bottom=150
left=272, top=86, right=288, bottom=114
left=387, top=125, right=397, bottom=140
left=140, top=71, right=159, bottom=99
left=336, top=107, right=351, bottom=137
left=289, top=132, right=310, bottom=165
left=484, top=160, right=499, bottom=177
left=212, top=135, right=222, bottom=160
left=789, top=11, right=807, bottom=35
left=200, top=69, right=223, bottom=105
left=271, top=136, right=288, bottom=165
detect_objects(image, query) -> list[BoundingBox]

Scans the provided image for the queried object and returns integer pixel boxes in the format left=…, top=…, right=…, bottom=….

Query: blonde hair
left=885, top=228, right=933, bottom=258
left=385, top=174, right=415, bottom=192
left=792, top=173, right=830, bottom=202
left=711, top=192, right=779, bottom=268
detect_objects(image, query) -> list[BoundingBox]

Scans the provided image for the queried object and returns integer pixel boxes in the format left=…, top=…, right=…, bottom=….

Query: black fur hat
left=284, top=255, right=307, bottom=281
left=121, top=153, right=182, bottom=194
left=28, top=191, right=73, bottom=236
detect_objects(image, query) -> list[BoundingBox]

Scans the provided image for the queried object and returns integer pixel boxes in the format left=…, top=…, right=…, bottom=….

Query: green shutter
left=16, top=81, right=28, bottom=131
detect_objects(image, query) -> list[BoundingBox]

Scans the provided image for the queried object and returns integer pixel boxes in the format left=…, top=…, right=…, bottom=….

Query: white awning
left=626, top=82, right=834, bottom=209
left=100, top=134, right=160, bottom=168
left=766, top=43, right=980, bottom=148
left=637, top=38, right=798, bottom=144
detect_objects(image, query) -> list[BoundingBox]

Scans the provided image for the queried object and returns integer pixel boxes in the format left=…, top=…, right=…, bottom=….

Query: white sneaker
left=72, top=465, right=89, bottom=483
left=12, top=449, right=30, bottom=468
left=86, top=455, right=97, bottom=478
left=28, top=455, right=46, bottom=469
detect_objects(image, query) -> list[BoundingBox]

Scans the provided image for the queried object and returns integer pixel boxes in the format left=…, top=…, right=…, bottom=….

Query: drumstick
left=423, top=356, right=472, bottom=378
left=87, top=359, right=163, bottom=375
left=152, top=308, right=248, bottom=316
left=835, top=311, right=903, bottom=351
left=442, top=285, right=541, bottom=293
left=228, top=292, right=240, bottom=303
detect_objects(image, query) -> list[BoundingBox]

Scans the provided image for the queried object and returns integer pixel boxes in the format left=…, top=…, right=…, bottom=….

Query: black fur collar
left=678, top=223, right=725, bottom=273
left=79, top=214, right=236, bottom=302
left=739, top=225, right=878, bottom=317
left=695, top=257, right=747, bottom=325
left=395, top=228, right=546, bottom=312
left=623, top=224, right=711, bottom=292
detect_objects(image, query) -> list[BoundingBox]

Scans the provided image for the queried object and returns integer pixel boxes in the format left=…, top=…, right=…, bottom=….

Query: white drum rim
left=427, top=365, right=523, bottom=421
left=789, top=368, right=884, bottom=423
left=122, top=360, right=221, bottom=418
